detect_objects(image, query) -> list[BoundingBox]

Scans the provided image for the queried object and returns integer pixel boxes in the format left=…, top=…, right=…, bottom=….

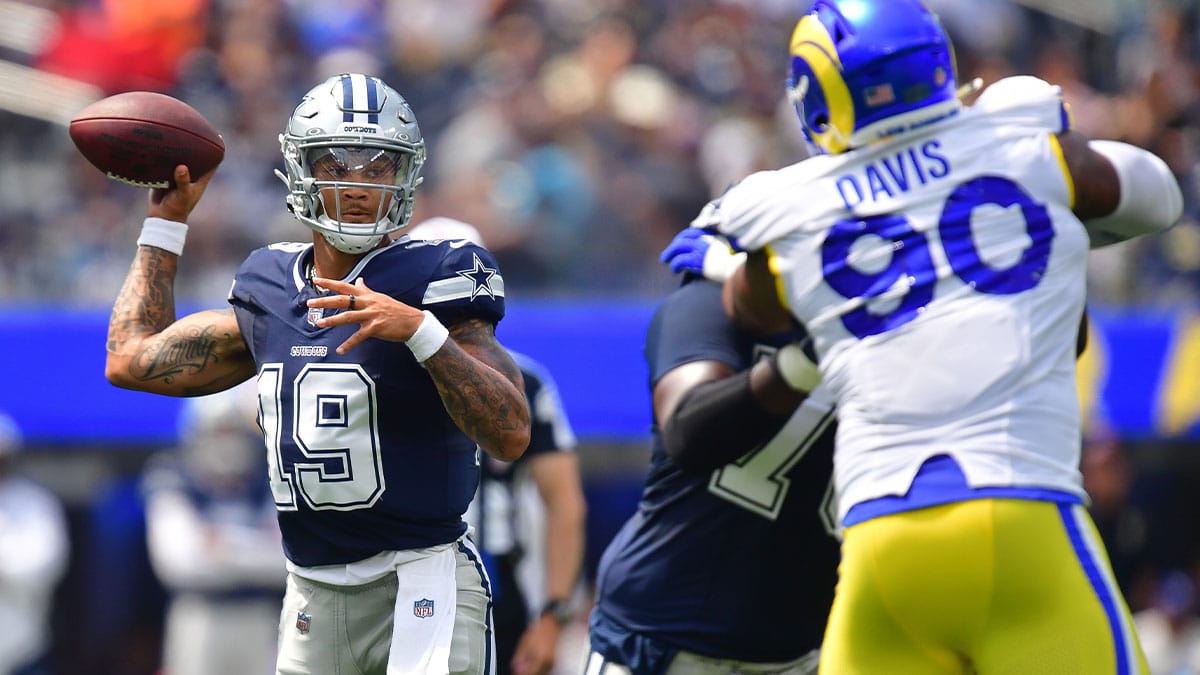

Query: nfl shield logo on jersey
left=296, top=611, right=311, bottom=634
left=413, top=598, right=435, bottom=619
left=306, top=307, right=323, bottom=327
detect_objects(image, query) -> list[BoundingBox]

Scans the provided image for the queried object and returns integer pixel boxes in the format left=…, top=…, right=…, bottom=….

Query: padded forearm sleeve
left=661, top=369, right=791, bottom=474
left=1086, top=140, right=1183, bottom=244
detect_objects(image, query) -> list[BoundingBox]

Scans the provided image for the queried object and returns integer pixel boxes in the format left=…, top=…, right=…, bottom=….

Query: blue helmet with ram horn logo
left=787, top=0, right=959, bottom=155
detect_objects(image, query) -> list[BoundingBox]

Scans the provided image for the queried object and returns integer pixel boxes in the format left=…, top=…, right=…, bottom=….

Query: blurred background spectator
left=0, top=0, right=1190, bottom=302
left=0, top=0, right=1196, bottom=305
left=0, top=412, right=69, bottom=675
left=141, top=383, right=284, bottom=675
left=1, top=1, right=1199, bottom=673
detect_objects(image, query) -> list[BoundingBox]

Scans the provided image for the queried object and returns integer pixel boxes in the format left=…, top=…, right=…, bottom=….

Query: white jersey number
left=259, top=363, right=386, bottom=511
left=708, top=397, right=834, bottom=522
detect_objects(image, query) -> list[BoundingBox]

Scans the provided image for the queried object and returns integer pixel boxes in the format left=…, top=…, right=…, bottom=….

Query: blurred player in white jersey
left=0, top=412, right=69, bottom=675
left=142, top=382, right=285, bottom=675
left=698, top=0, right=1184, bottom=672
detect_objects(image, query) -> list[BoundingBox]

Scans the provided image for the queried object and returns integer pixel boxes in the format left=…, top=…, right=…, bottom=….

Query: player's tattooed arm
left=426, top=318, right=531, bottom=462
left=106, top=246, right=255, bottom=396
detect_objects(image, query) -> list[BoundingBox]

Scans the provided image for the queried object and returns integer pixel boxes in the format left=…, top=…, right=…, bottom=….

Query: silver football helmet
left=276, top=73, right=426, bottom=254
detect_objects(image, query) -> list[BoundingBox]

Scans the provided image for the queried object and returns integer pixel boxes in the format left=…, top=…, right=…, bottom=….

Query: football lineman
left=703, top=1, right=1182, bottom=673
left=586, top=230, right=838, bottom=675
left=105, top=73, right=531, bottom=675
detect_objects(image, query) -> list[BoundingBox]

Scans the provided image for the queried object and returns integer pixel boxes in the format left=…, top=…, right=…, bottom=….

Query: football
left=68, top=91, right=225, bottom=188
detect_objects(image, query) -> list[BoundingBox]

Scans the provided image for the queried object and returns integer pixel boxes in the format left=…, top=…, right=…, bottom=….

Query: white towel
left=387, top=545, right=458, bottom=674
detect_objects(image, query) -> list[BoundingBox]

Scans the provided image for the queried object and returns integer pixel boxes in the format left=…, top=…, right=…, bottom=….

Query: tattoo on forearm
left=108, top=248, right=177, bottom=353
left=427, top=322, right=528, bottom=453
left=131, top=325, right=221, bottom=384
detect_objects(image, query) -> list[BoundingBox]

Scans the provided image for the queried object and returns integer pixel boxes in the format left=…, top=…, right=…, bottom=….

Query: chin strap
left=321, top=231, right=383, bottom=255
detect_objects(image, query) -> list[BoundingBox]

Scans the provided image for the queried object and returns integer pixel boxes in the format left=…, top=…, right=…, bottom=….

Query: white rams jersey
left=704, top=76, right=1089, bottom=523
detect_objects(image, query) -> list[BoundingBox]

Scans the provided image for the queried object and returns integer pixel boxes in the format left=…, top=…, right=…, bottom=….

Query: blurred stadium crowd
left=3, top=0, right=1200, bottom=673
left=0, top=0, right=1197, bottom=307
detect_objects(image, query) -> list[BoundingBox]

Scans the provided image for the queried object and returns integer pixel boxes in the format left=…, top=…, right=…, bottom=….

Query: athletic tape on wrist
left=137, top=217, right=189, bottom=255
left=776, top=342, right=821, bottom=393
left=406, top=310, right=449, bottom=363
left=702, top=239, right=748, bottom=283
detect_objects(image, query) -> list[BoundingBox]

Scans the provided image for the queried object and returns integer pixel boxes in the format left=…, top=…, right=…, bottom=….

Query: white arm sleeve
left=1085, top=140, right=1184, bottom=247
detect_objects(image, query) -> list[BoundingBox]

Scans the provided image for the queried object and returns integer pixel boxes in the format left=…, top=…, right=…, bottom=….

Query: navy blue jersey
left=228, top=237, right=505, bottom=567
left=490, top=352, right=577, bottom=476
left=590, top=279, right=839, bottom=670
left=470, top=351, right=577, bottom=551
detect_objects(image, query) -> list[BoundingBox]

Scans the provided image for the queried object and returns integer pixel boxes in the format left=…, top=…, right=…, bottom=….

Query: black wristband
left=661, top=368, right=792, bottom=473
left=540, top=599, right=572, bottom=624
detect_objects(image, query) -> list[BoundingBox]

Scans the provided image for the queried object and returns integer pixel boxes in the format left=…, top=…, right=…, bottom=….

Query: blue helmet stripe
left=340, top=74, right=354, bottom=123
left=365, top=77, right=379, bottom=124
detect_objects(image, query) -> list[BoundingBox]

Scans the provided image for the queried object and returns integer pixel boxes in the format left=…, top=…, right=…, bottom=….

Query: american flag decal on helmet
left=864, top=84, right=896, bottom=107
left=413, top=598, right=435, bottom=619
left=340, top=73, right=381, bottom=125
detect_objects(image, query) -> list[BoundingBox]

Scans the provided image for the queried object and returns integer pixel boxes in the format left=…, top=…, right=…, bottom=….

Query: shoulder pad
left=972, top=76, right=1070, bottom=132
left=975, top=76, right=1062, bottom=109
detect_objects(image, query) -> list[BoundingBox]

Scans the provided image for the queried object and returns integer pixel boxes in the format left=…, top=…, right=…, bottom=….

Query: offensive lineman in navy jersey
left=585, top=231, right=839, bottom=675
left=104, top=73, right=531, bottom=675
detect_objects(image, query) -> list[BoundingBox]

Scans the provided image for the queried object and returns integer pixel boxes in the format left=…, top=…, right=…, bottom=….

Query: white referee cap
left=407, top=217, right=485, bottom=246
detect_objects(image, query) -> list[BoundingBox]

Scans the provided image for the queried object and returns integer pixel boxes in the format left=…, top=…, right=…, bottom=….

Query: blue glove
left=660, top=227, right=747, bottom=282
left=660, top=227, right=710, bottom=275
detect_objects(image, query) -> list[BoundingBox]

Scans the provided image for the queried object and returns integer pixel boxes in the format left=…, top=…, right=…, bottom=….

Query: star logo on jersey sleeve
left=456, top=253, right=499, bottom=300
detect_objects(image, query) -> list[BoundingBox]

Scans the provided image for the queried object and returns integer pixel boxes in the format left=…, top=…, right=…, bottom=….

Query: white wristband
left=775, top=342, right=821, bottom=393
left=406, top=310, right=449, bottom=363
left=137, top=217, right=189, bottom=255
left=701, top=236, right=748, bottom=283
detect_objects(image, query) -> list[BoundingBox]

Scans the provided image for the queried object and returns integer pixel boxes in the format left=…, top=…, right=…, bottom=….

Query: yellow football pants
left=820, top=498, right=1148, bottom=674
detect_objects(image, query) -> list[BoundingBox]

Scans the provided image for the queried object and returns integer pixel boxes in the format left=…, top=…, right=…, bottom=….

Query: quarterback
left=104, top=73, right=531, bottom=674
